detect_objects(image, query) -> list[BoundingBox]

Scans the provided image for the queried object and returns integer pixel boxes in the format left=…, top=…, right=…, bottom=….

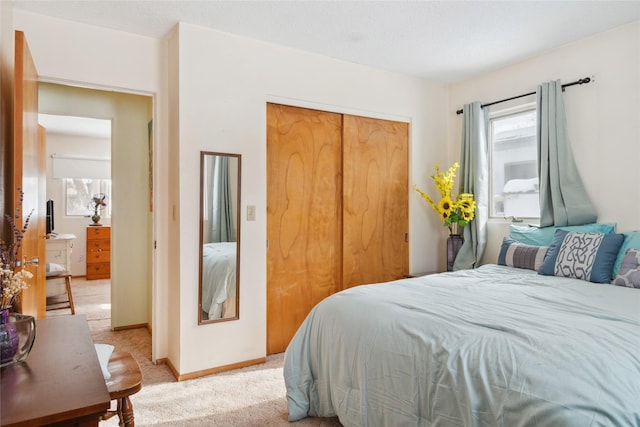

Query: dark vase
left=0, top=309, right=36, bottom=367
left=0, top=309, right=19, bottom=365
left=447, top=234, right=464, bottom=272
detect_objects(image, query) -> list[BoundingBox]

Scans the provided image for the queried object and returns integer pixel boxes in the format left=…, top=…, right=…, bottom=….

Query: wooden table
left=1, top=315, right=111, bottom=426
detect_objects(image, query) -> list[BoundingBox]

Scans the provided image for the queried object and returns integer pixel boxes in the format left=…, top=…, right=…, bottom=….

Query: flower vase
left=0, top=309, right=19, bottom=365
left=447, top=234, right=464, bottom=272
left=0, top=309, right=36, bottom=367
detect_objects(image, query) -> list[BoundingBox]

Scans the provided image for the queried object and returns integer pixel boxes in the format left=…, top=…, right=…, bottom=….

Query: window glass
left=65, top=178, right=112, bottom=217
left=489, top=106, right=539, bottom=219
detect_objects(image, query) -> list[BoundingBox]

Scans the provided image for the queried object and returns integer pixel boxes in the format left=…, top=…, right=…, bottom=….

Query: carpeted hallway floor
left=46, top=277, right=342, bottom=426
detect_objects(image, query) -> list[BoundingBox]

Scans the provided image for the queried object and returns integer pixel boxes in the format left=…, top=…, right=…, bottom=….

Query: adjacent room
left=1, top=1, right=639, bottom=425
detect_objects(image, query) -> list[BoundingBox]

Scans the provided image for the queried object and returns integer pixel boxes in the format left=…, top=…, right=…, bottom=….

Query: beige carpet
left=47, top=277, right=342, bottom=426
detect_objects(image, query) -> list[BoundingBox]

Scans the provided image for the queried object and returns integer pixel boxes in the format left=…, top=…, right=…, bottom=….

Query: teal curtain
left=537, top=80, right=597, bottom=227
left=454, top=102, right=489, bottom=270
left=210, top=156, right=236, bottom=242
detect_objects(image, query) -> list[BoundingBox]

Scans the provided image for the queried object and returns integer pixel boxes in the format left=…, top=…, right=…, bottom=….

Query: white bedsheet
left=284, top=265, right=640, bottom=426
left=201, top=242, right=236, bottom=319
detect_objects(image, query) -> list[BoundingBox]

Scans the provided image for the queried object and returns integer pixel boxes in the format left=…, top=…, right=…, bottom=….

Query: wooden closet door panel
left=266, top=103, right=342, bottom=354
left=342, top=115, right=408, bottom=288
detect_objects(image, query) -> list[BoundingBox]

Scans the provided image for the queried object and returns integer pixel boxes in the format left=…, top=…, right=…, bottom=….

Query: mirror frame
left=198, top=151, right=241, bottom=325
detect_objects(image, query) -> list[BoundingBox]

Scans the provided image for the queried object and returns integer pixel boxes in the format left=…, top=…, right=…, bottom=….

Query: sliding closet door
left=342, top=115, right=408, bottom=288
left=266, top=103, right=343, bottom=355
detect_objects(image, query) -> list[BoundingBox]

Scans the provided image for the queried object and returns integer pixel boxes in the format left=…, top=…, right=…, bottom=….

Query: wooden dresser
left=1, top=316, right=111, bottom=426
left=86, top=225, right=111, bottom=280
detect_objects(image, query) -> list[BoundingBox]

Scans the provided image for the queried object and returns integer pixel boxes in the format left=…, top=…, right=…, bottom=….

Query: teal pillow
left=611, top=231, right=640, bottom=278
left=539, top=230, right=624, bottom=283
left=510, top=223, right=616, bottom=246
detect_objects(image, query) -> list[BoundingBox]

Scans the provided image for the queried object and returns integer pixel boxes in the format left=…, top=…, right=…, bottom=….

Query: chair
left=45, top=272, right=75, bottom=314
left=102, top=351, right=143, bottom=427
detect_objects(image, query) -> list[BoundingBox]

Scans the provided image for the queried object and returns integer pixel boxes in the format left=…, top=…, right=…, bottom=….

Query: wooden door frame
left=37, top=79, right=157, bottom=357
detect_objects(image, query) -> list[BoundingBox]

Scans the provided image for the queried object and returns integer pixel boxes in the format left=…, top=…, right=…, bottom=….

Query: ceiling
left=38, top=114, right=111, bottom=138
left=16, top=1, right=640, bottom=137
left=13, top=0, right=640, bottom=83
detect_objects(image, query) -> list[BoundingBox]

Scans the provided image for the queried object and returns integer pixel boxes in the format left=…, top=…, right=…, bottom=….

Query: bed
left=283, top=264, right=640, bottom=426
left=201, top=242, right=237, bottom=319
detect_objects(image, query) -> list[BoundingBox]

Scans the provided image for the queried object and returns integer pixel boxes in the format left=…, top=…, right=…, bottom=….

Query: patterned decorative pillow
left=611, top=231, right=640, bottom=279
left=539, top=230, right=624, bottom=283
left=498, top=237, right=548, bottom=271
left=612, top=248, right=640, bottom=289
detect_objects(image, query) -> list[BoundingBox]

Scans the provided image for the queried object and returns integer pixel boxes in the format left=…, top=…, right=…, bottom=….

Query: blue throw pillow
left=498, top=237, right=548, bottom=271
left=539, top=230, right=624, bottom=283
left=611, top=231, right=640, bottom=279
left=510, top=223, right=616, bottom=247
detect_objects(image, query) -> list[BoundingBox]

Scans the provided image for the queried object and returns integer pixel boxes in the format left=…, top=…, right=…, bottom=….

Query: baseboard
left=162, top=356, right=267, bottom=382
left=113, top=323, right=148, bottom=331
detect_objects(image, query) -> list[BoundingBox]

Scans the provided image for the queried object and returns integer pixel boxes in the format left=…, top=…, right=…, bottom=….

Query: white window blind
left=52, top=155, right=111, bottom=179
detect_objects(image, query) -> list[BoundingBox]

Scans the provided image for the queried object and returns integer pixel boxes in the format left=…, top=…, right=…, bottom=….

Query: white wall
left=174, top=23, right=449, bottom=374
left=448, top=21, right=640, bottom=266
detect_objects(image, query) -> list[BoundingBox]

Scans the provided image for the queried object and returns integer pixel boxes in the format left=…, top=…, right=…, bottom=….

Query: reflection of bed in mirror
left=201, top=242, right=237, bottom=320
left=199, top=151, right=241, bottom=324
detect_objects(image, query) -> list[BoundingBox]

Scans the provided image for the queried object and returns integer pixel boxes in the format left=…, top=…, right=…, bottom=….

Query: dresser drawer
left=87, top=239, right=111, bottom=252
left=87, top=226, right=110, bottom=240
left=86, top=262, right=110, bottom=279
left=86, top=226, right=111, bottom=280
left=86, top=251, right=110, bottom=263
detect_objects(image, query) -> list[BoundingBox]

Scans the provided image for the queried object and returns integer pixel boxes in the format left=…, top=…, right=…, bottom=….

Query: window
left=65, top=178, right=112, bottom=217
left=489, top=105, right=539, bottom=219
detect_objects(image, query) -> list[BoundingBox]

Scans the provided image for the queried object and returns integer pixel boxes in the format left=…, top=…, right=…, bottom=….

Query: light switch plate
left=247, top=205, right=256, bottom=221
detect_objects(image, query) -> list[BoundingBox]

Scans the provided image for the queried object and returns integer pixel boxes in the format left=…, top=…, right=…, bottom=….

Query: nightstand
left=46, top=234, right=76, bottom=272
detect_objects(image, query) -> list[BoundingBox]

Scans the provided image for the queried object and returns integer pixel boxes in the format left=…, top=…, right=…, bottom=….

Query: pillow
left=612, top=248, right=640, bottom=289
left=94, top=343, right=114, bottom=380
left=510, top=223, right=616, bottom=246
left=539, top=230, right=624, bottom=283
left=611, top=231, right=640, bottom=278
left=498, top=237, right=548, bottom=271
left=46, top=262, right=66, bottom=277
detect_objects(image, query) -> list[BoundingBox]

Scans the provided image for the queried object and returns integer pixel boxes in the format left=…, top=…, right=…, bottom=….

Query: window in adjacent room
left=489, top=104, right=540, bottom=219
left=65, top=178, right=112, bottom=217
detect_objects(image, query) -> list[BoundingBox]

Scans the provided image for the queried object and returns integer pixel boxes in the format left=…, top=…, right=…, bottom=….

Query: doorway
left=38, top=82, right=153, bottom=331
left=39, top=113, right=113, bottom=322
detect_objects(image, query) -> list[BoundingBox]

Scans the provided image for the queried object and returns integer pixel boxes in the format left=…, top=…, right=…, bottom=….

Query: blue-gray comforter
left=284, top=265, right=640, bottom=426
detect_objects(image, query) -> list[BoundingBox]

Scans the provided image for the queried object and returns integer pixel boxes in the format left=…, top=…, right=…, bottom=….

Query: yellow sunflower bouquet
left=414, top=162, right=476, bottom=234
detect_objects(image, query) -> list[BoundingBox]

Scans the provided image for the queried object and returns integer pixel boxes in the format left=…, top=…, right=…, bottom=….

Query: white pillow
left=94, top=343, right=114, bottom=380
left=46, top=263, right=66, bottom=277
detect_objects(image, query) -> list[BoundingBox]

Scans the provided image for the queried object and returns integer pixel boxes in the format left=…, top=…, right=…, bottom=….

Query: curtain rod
left=455, top=77, right=592, bottom=115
